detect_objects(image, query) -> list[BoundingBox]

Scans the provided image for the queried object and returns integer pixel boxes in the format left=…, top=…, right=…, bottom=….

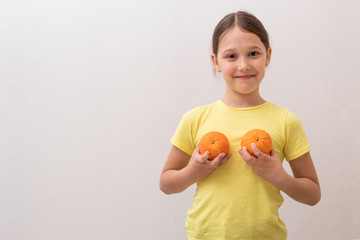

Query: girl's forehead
left=218, top=27, right=265, bottom=51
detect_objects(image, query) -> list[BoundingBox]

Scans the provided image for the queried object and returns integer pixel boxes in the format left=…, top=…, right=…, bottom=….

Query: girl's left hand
left=239, top=143, right=286, bottom=185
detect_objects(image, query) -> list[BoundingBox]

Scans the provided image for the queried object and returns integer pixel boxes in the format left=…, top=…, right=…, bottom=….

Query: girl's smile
left=233, top=74, right=255, bottom=80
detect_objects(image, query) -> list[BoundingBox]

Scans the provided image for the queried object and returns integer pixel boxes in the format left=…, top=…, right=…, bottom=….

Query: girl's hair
left=212, top=11, right=270, bottom=57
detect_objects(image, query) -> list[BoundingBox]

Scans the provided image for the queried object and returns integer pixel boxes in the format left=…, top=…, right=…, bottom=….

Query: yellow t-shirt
left=171, top=100, right=311, bottom=240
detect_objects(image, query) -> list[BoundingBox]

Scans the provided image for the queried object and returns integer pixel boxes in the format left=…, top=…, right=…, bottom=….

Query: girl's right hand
left=185, top=143, right=232, bottom=182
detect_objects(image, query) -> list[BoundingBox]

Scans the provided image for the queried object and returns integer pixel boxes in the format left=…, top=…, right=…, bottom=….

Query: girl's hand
left=239, top=143, right=286, bottom=185
left=186, top=143, right=232, bottom=182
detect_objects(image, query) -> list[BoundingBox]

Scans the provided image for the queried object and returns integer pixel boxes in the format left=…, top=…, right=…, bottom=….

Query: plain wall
left=1, top=0, right=360, bottom=239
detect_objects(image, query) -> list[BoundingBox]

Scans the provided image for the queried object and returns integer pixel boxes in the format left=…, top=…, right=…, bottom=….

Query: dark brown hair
left=212, top=11, right=270, bottom=57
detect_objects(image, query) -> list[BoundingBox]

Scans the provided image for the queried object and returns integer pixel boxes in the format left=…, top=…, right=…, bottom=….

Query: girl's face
left=211, top=27, right=271, bottom=97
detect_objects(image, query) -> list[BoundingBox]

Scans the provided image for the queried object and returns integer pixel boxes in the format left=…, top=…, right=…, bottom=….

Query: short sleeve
left=284, top=111, right=311, bottom=161
left=170, top=109, right=197, bottom=156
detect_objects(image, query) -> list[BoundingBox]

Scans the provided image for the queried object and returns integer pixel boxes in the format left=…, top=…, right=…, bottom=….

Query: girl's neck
left=221, top=89, right=265, bottom=108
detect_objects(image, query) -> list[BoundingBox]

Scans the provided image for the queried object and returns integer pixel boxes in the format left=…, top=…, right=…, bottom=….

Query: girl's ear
left=211, top=54, right=221, bottom=72
left=265, top=48, right=272, bottom=67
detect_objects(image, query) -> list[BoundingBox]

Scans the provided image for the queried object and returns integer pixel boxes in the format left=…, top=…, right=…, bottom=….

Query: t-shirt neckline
left=216, top=100, right=269, bottom=111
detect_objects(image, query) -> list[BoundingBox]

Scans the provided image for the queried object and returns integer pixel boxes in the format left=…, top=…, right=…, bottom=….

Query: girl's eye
left=249, top=52, right=259, bottom=57
left=226, top=54, right=237, bottom=60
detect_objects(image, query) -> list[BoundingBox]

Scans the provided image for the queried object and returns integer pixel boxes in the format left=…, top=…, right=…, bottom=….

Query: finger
left=239, top=147, right=256, bottom=166
left=193, top=142, right=200, bottom=154
left=251, top=143, right=263, bottom=158
left=210, top=152, right=226, bottom=167
left=269, top=147, right=277, bottom=157
left=198, top=151, right=209, bottom=163
left=193, top=143, right=207, bottom=163
left=219, top=153, right=232, bottom=166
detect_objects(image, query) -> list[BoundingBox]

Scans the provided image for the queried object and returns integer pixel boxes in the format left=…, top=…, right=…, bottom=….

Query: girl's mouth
left=234, top=75, right=254, bottom=80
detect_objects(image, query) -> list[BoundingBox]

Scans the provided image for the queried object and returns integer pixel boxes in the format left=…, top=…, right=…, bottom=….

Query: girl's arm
left=159, top=146, right=192, bottom=194
left=160, top=144, right=231, bottom=194
left=279, top=152, right=321, bottom=206
left=240, top=144, right=321, bottom=206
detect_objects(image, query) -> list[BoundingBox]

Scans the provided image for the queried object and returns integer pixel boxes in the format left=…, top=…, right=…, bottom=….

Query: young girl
left=160, top=11, right=321, bottom=240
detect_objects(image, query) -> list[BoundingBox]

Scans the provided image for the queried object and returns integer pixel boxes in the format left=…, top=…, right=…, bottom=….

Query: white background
left=1, top=0, right=360, bottom=239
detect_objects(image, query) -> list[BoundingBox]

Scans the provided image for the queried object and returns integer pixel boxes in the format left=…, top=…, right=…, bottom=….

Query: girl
left=160, top=11, right=321, bottom=240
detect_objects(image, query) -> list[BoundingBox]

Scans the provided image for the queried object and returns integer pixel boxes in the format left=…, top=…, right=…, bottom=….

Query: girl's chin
left=231, top=87, right=259, bottom=95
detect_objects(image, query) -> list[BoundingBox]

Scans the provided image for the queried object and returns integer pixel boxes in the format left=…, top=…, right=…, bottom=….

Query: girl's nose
left=237, top=58, right=251, bottom=71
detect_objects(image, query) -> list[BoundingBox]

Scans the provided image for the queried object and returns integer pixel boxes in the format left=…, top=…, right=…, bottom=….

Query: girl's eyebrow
left=249, top=46, right=263, bottom=50
left=222, top=46, right=263, bottom=54
left=222, top=48, right=236, bottom=54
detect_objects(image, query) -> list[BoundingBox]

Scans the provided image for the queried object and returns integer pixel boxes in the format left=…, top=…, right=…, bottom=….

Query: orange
left=199, top=131, right=230, bottom=160
left=241, top=129, right=272, bottom=157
